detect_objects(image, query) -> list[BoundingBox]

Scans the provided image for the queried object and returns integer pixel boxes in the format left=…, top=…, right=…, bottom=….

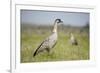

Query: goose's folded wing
left=33, top=37, right=49, bottom=56
left=33, top=33, right=57, bottom=56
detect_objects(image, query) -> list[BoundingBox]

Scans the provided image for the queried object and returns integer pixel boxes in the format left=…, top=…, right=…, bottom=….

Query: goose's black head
left=55, top=19, right=63, bottom=23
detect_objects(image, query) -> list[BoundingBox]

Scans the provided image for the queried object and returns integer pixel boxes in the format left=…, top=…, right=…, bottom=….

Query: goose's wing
left=74, top=39, right=78, bottom=45
left=33, top=37, right=49, bottom=57
left=33, top=33, right=57, bottom=57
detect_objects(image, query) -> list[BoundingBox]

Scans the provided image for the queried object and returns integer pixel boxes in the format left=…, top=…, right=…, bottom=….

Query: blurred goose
left=70, top=33, right=78, bottom=45
left=33, top=19, right=63, bottom=57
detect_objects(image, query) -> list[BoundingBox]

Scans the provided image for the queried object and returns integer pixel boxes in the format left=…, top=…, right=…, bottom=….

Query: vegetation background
left=21, top=24, right=89, bottom=63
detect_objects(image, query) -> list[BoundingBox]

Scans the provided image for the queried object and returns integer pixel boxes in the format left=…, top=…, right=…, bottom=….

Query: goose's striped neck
left=53, top=22, right=57, bottom=33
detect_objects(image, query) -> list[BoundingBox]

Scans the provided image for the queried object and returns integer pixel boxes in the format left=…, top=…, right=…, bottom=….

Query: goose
left=33, top=19, right=63, bottom=57
left=70, top=33, right=78, bottom=45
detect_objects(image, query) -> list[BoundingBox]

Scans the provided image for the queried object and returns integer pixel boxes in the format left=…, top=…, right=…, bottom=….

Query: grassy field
left=21, top=25, right=89, bottom=63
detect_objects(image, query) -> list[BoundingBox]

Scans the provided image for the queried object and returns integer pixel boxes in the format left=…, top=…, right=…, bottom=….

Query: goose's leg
left=45, top=48, right=52, bottom=55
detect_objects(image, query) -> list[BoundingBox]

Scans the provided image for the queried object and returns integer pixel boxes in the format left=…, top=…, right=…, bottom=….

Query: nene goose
left=33, top=19, right=63, bottom=57
left=70, top=33, right=78, bottom=45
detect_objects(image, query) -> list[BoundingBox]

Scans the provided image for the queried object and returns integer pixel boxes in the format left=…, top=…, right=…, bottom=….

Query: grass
left=21, top=25, right=89, bottom=63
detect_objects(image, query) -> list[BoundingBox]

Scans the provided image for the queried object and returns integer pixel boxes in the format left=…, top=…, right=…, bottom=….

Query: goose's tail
left=33, top=49, right=38, bottom=57
left=33, top=40, right=45, bottom=57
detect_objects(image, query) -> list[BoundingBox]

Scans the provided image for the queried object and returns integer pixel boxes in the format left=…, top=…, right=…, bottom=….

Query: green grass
left=21, top=26, right=89, bottom=63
